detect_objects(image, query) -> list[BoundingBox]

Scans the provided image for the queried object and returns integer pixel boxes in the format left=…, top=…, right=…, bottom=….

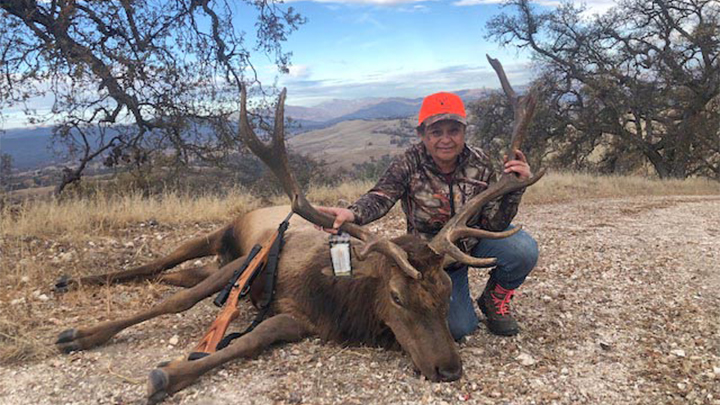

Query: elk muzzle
left=390, top=315, right=462, bottom=382
left=407, top=329, right=462, bottom=382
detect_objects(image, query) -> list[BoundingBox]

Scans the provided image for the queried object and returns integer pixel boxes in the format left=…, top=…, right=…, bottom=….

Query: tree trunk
left=647, top=155, right=672, bottom=179
left=54, top=167, right=82, bottom=196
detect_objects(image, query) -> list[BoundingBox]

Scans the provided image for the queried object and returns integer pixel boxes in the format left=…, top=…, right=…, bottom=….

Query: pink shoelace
left=491, top=285, right=516, bottom=316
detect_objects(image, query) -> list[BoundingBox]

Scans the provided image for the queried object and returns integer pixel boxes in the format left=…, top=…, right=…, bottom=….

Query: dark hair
left=416, top=123, right=426, bottom=135
left=416, top=120, right=466, bottom=137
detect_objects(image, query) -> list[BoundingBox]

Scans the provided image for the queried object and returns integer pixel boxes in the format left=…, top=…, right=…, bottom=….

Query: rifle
left=187, top=211, right=293, bottom=360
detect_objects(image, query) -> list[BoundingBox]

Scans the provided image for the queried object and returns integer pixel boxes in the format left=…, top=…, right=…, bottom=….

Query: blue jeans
left=446, top=225, right=539, bottom=340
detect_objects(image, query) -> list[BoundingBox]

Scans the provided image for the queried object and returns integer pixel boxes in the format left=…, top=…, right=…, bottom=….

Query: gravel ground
left=1, top=195, right=719, bottom=405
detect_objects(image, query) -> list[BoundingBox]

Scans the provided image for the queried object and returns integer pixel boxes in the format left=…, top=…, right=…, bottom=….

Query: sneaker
left=477, top=279, right=520, bottom=336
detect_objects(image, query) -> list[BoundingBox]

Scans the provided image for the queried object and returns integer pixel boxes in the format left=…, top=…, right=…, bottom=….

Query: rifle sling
left=215, top=221, right=286, bottom=351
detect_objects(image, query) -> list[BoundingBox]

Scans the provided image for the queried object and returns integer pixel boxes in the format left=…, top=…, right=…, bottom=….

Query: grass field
left=2, top=172, right=718, bottom=239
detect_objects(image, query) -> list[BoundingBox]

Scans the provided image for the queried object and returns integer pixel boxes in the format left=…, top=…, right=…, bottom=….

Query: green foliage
left=373, top=119, right=417, bottom=148
left=352, top=154, right=394, bottom=182
left=0, top=153, right=12, bottom=192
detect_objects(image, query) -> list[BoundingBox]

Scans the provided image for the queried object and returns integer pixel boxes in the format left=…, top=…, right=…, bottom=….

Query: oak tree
left=1, top=0, right=304, bottom=193
left=486, top=0, right=719, bottom=178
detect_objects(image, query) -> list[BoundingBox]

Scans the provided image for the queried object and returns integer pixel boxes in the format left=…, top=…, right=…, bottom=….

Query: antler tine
left=238, top=86, right=422, bottom=280
left=486, top=54, right=539, bottom=154
left=239, top=87, right=300, bottom=203
left=428, top=56, right=546, bottom=267
left=486, top=55, right=518, bottom=107
left=428, top=172, right=544, bottom=266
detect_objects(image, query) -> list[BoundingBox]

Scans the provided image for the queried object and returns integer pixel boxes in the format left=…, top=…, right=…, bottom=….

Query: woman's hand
left=503, top=150, right=532, bottom=180
left=315, top=206, right=356, bottom=234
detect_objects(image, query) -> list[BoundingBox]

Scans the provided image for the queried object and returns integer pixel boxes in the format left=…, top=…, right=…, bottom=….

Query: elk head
left=237, top=56, right=543, bottom=382
left=372, top=234, right=461, bottom=381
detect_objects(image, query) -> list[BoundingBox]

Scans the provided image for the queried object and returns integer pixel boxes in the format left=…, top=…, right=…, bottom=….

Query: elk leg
left=157, top=263, right=218, bottom=288
left=147, top=314, right=310, bottom=403
left=60, top=225, right=233, bottom=290
left=56, top=253, right=247, bottom=353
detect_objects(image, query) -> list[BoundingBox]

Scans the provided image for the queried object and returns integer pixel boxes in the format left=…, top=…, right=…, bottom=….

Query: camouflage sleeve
left=477, top=168, right=526, bottom=231
left=347, top=155, right=410, bottom=226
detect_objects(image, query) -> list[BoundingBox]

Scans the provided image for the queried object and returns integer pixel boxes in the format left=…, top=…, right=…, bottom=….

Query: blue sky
left=271, top=0, right=617, bottom=105
left=275, top=0, right=530, bottom=105
left=2, top=0, right=618, bottom=129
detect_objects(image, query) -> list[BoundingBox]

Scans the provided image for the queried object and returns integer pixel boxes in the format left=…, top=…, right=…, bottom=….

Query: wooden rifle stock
left=190, top=212, right=292, bottom=357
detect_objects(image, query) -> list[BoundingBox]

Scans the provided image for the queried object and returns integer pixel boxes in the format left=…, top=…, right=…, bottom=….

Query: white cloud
left=452, top=0, right=496, bottom=4
left=452, top=0, right=618, bottom=15
left=286, top=0, right=427, bottom=5
left=398, top=4, right=430, bottom=12
left=355, top=12, right=386, bottom=28
left=286, top=0, right=617, bottom=14
left=578, top=0, right=617, bottom=15
left=453, top=0, right=557, bottom=5
left=280, top=62, right=535, bottom=106
left=288, top=64, right=312, bottom=78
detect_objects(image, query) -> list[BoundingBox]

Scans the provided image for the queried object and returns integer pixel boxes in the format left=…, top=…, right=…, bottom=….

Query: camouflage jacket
left=348, top=142, right=525, bottom=252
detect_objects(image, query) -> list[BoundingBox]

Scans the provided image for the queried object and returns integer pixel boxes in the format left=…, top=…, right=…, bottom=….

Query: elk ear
left=350, top=264, right=383, bottom=279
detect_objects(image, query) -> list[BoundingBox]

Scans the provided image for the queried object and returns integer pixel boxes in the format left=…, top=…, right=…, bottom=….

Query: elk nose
left=436, top=364, right=462, bottom=382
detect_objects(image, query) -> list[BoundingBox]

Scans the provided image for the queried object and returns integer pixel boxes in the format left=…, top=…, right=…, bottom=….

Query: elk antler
left=428, top=56, right=546, bottom=266
left=238, top=86, right=422, bottom=279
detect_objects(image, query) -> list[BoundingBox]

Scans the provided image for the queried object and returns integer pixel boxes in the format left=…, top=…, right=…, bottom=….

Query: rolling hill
left=288, top=119, right=413, bottom=169
left=1, top=88, right=492, bottom=171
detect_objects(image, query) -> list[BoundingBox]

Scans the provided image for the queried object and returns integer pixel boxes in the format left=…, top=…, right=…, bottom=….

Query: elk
left=54, top=57, right=543, bottom=403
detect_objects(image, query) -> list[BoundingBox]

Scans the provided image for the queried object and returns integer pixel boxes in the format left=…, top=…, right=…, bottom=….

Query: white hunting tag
left=329, top=232, right=352, bottom=277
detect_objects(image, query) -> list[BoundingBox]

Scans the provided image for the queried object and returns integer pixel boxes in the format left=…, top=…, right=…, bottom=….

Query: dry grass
left=0, top=172, right=718, bottom=365
left=268, top=180, right=376, bottom=206
left=2, top=173, right=716, bottom=239
left=523, top=171, right=720, bottom=204
left=1, top=187, right=262, bottom=239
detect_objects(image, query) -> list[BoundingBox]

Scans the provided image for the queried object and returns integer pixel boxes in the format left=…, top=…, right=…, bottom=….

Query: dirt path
left=1, top=195, right=719, bottom=405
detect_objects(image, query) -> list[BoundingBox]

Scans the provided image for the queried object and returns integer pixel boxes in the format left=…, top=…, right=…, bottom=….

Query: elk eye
left=391, top=292, right=403, bottom=306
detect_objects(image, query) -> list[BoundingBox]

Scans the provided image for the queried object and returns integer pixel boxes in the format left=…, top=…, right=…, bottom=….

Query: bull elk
left=54, top=57, right=544, bottom=403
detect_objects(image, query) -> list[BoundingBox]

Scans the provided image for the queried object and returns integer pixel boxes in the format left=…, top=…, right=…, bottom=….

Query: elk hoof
left=53, top=275, right=76, bottom=293
left=146, top=369, right=170, bottom=404
left=56, top=328, right=77, bottom=344
left=56, top=329, right=81, bottom=353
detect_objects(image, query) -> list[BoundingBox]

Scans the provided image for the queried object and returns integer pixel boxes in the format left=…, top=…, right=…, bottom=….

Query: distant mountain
left=2, top=88, right=499, bottom=171
left=1, top=126, right=54, bottom=140
left=0, top=127, right=57, bottom=170
left=285, top=98, right=381, bottom=122
left=286, top=88, right=493, bottom=130
left=284, top=105, right=336, bottom=122
left=334, top=99, right=422, bottom=121
left=455, top=88, right=495, bottom=99
left=0, top=124, right=215, bottom=172
left=289, top=99, right=420, bottom=134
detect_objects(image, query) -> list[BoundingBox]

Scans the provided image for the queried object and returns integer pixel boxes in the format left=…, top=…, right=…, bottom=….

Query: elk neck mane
left=283, top=234, right=442, bottom=349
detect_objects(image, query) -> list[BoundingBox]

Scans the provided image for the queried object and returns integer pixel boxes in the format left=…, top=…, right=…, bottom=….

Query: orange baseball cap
left=417, top=92, right=467, bottom=128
